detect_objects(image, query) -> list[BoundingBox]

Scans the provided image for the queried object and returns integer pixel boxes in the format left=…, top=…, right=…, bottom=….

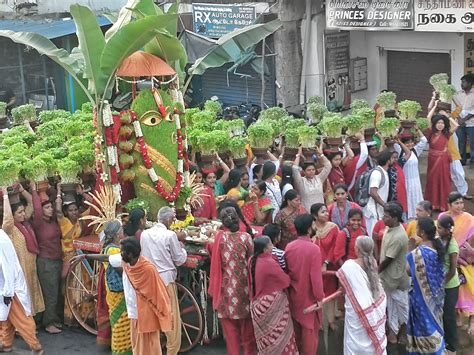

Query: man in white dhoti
left=0, top=229, right=43, bottom=354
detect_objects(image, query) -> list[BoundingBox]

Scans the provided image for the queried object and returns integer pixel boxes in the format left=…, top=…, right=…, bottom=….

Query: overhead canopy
left=179, top=30, right=216, bottom=64
left=0, top=16, right=110, bottom=40
left=116, top=51, right=176, bottom=77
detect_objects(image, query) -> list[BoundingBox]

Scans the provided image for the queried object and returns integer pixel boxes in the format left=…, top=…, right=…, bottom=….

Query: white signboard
left=414, top=0, right=474, bottom=32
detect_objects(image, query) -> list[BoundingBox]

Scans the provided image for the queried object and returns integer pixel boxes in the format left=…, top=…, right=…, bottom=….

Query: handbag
left=106, top=264, right=124, bottom=292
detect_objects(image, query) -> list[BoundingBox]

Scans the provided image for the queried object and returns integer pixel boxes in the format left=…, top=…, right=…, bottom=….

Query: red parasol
left=116, top=51, right=176, bottom=77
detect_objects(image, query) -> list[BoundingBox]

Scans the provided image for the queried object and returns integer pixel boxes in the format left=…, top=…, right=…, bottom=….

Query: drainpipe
left=299, top=0, right=312, bottom=104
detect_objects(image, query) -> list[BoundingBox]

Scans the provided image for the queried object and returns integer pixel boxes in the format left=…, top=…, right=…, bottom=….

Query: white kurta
left=395, top=137, right=428, bottom=220
left=0, top=230, right=31, bottom=321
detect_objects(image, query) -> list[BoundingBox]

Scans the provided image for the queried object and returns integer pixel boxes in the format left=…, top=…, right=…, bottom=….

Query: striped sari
left=104, top=245, right=132, bottom=355
left=406, top=246, right=445, bottom=355
left=250, top=290, right=298, bottom=355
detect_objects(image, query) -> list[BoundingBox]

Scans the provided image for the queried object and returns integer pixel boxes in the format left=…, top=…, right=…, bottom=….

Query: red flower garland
left=131, top=111, right=184, bottom=203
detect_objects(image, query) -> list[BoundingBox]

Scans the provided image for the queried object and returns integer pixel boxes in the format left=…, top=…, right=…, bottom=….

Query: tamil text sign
left=414, top=0, right=474, bottom=32
left=192, top=3, right=256, bottom=38
left=326, top=0, right=414, bottom=30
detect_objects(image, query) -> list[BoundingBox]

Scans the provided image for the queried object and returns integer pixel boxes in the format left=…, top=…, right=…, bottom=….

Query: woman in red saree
left=425, top=114, right=458, bottom=211
left=325, top=144, right=354, bottom=203
left=310, top=203, right=339, bottom=330
left=193, top=169, right=218, bottom=221
left=274, top=190, right=306, bottom=250
left=242, top=182, right=273, bottom=227
left=248, top=236, right=298, bottom=355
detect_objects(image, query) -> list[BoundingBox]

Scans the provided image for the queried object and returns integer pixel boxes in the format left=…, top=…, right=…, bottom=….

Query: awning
left=0, top=16, right=110, bottom=39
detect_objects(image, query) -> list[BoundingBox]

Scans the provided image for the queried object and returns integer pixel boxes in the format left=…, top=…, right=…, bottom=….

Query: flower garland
left=170, top=214, right=194, bottom=231
left=130, top=110, right=184, bottom=203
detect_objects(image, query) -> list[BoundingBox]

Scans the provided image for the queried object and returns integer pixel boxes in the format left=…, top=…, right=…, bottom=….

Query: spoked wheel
left=65, top=257, right=100, bottom=335
left=161, top=282, right=204, bottom=353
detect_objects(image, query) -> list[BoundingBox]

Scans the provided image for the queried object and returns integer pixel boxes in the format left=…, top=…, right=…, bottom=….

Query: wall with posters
left=349, top=31, right=464, bottom=105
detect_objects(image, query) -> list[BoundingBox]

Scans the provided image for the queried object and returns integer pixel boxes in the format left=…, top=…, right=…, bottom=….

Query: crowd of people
left=0, top=75, right=474, bottom=355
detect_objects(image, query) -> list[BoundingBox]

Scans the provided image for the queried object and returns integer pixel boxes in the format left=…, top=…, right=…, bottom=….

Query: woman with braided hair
left=337, top=235, right=387, bottom=354
left=248, top=236, right=297, bottom=354
left=208, top=207, right=256, bottom=354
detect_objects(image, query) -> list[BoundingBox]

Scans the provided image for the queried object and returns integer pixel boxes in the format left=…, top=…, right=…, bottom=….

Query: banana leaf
left=70, top=4, right=108, bottom=95
left=189, top=19, right=281, bottom=76
left=104, top=0, right=140, bottom=41
left=0, top=30, right=93, bottom=102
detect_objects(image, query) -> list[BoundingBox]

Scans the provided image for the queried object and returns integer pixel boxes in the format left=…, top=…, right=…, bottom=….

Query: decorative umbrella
left=116, top=51, right=176, bottom=77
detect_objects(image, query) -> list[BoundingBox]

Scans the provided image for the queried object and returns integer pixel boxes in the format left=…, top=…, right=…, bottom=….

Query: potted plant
left=350, top=99, right=370, bottom=113
left=307, top=102, right=327, bottom=125
left=204, top=100, right=222, bottom=117
left=398, top=100, right=421, bottom=135
left=195, top=132, right=219, bottom=166
left=190, top=110, right=216, bottom=130
left=297, top=125, right=318, bottom=160
left=247, top=123, right=274, bottom=159
left=11, top=104, right=37, bottom=128
left=22, top=159, right=50, bottom=201
left=429, top=73, right=449, bottom=93
left=228, top=136, right=249, bottom=169
left=259, top=107, right=287, bottom=122
left=376, top=91, right=397, bottom=114
left=0, top=160, right=21, bottom=203
left=212, top=130, right=230, bottom=156
left=58, top=158, right=81, bottom=203
left=438, top=84, right=457, bottom=111
left=416, top=117, right=430, bottom=136
left=319, top=112, right=344, bottom=152
left=377, top=117, right=400, bottom=145
left=36, top=153, right=57, bottom=200
left=344, top=114, right=365, bottom=148
left=283, top=127, right=300, bottom=160
left=225, top=119, right=246, bottom=137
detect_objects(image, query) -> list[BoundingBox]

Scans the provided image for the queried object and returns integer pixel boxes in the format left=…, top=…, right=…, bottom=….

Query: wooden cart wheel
left=161, top=282, right=204, bottom=353
left=65, top=257, right=100, bottom=335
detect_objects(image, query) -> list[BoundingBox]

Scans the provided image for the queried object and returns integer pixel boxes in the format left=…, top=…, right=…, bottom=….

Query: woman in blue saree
left=406, top=217, right=446, bottom=355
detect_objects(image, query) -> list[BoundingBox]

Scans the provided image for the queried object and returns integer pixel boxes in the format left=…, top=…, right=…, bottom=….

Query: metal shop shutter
left=201, top=62, right=276, bottom=108
left=387, top=51, right=451, bottom=115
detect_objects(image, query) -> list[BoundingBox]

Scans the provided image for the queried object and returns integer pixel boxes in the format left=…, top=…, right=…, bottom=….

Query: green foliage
left=211, top=130, right=230, bottom=153
left=350, top=99, right=370, bottom=113
left=376, top=91, right=397, bottom=111
left=204, top=100, right=222, bottom=116
left=228, top=136, right=248, bottom=158
left=356, top=107, right=376, bottom=128
left=190, top=110, right=216, bottom=129
left=247, top=123, right=274, bottom=148
left=37, top=153, right=57, bottom=176
left=259, top=107, right=287, bottom=122
left=68, top=144, right=95, bottom=168
left=39, top=109, right=72, bottom=123
left=187, top=129, right=204, bottom=148
left=307, top=96, right=324, bottom=105
left=308, top=102, right=327, bottom=123
left=184, top=108, right=200, bottom=126
left=11, top=104, right=36, bottom=124
left=196, top=132, right=218, bottom=155
left=376, top=117, right=400, bottom=137
left=50, top=147, right=69, bottom=159
left=416, top=117, right=429, bottom=131
left=81, top=102, right=94, bottom=114
left=284, top=128, right=300, bottom=148
left=297, top=125, right=318, bottom=148
left=57, top=159, right=81, bottom=183
left=0, top=160, right=20, bottom=187
left=124, top=198, right=150, bottom=215
left=344, top=114, right=365, bottom=136
left=319, top=112, right=344, bottom=138
left=398, top=100, right=421, bottom=120
left=64, top=120, right=86, bottom=139
left=439, top=84, right=457, bottom=103
left=22, top=159, right=48, bottom=182
left=36, top=119, right=67, bottom=138
left=429, top=73, right=449, bottom=92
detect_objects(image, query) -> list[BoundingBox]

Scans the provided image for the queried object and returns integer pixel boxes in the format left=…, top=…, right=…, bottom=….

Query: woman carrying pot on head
left=55, top=184, right=89, bottom=325
left=30, top=181, right=63, bottom=334
left=262, top=161, right=283, bottom=221
left=438, top=192, right=474, bottom=335
left=292, top=145, right=331, bottom=213
left=325, top=139, right=355, bottom=204
left=274, top=189, right=306, bottom=250
left=2, top=185, right=45, bottom=317
left=123, top=208, right=146, bottom=241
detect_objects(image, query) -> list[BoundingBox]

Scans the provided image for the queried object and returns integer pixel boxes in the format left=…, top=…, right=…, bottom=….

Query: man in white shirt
left=363, top=149, right=394, bottom=238
left=455, top=74, right=474, bottom=165
left=0, top=229, right=43, bottom=354
left=140, top=207, right=187, bottom=355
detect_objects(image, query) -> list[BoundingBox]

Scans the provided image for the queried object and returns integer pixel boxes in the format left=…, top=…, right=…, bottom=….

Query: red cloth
left=293, top=318, right=320, bottom=355
left=328, top=166, right=345, bottom=190
left=394, top=163, right=408, bottom=213
left=248, top=253, right=290, bottom=300
left=425, top=131, right=452, bottom=211
left=14, top=221, right=39, bottom=255
left=313, top=224, right=339, bottom=295
left=193, top=185, right=217, bottom=220
left=284, top=237, right=324, bottom=330
left=208, top=230, right=224, bottom=310
left=333, top=227, right=366, bottom=262
left=372, top=220, right=386, bottom=257
left=31, top=191, right=62, bottom=260
left=343, top=156, right=367, bottom=196
left=220, top=318, right=256, bottom=355
left=96, top=266, right=111, bottom=346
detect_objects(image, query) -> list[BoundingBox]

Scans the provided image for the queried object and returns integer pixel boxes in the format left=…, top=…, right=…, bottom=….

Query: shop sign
left=326, top=0, right=414, bottom=30
left=414, top=0, right=474, bottom=32
left=192, top=3, right=256, bottom=38
left=325, top=32, right=351, bottom=112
